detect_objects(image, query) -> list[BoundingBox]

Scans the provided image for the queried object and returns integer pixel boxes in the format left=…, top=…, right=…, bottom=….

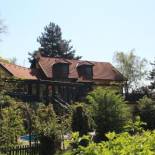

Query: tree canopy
left=113, top=50, right=147, bottom=94
left=86, top=87, right=131, bottom=141
left=149, top=59, right=155, bottom=89
left=29, top=22, right=81, bottom=63
left=71, top=103, right=93, bottom=136
left=0, top=19, right=5, bottom=34
left=0, top=18, right=7, bottom=41
left=0, top=94, right=25, bottom=146
left=32, top=104, right=61, bottom=155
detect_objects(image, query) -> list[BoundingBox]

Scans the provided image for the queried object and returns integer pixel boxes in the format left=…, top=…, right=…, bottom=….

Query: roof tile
left=0, top=61, right=37, bottom=79
left=38, top=56, right=125, bottom=81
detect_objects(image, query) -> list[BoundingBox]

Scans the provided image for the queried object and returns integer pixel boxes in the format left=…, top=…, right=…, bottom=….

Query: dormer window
left=77, top=63, right=93, bottom=80
left=53, top=63, right=69, bottom=79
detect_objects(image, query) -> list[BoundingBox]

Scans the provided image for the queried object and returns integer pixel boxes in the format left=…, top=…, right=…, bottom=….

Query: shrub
left=63, top=131, right=155, bottom=155
left=71, top=103, right=93, bottom=136
left=86, top=87, right=131, bottom=141
left=0, top=95, right=25, bottom=146
left=32, top=104, right=61, bottom=155
left=138, top=96, right=155, bottom=130
left=123, top=116, right=146, bottom=135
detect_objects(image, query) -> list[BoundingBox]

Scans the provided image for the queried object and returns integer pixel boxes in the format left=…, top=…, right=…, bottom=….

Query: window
left=78, top=65, right=93, bottom=80
left=53, top=63, right=69, bottom=79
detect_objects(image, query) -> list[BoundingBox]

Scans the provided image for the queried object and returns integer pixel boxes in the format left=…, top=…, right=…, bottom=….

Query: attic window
left=77, top=65, right=93, bottom=80
left=53, top=63, right=69, bottom=79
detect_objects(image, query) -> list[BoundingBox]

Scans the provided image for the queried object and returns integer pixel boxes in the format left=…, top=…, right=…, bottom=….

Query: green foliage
left=138, top=96, right=155, bottom=130
left=86, top=87, right=131, bottom=140
left=29, top=22, right=81, bottom=63
left=138, top=96, right=153, bottom=109
left=0, top=57, right=17, bottom=64
left=149, top=59, right=155, bottom=89
left=113, top=50, right=147, bottom=93
left=0, top=94, right=25, bottom=146
left=63, top=131, right=155, bottom=155
left=0, top=57, right=10, bottom=64
left=123, top=116, right=146, bottom=134
left=71, top=103, right=93, bottom=136
left=32, top=104, right=61, bottom=155
left=66, top=132, right=91, bottom=150
left=33, top=104, right=58, bottom=136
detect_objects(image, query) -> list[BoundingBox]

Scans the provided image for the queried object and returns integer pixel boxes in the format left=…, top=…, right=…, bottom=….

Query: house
left=0, top=55, right=125, bottom=104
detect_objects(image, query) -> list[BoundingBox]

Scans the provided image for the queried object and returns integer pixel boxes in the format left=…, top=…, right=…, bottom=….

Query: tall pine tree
left=29, top=22, right=81, bottom=63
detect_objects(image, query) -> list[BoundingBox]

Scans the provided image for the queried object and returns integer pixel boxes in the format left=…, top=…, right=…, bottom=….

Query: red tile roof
left=0, top=61, right=37, bottom=80
left=0, top=56, right=125, bottom=82
left=37, top=56, right=125, bottom=81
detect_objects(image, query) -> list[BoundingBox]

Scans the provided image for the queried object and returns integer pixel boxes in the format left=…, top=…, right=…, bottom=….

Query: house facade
left=0, top=55, right=125, bottom=105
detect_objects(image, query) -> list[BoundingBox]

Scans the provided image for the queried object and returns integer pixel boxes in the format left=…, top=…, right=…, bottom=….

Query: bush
left=63, top=131, right=155, bottom=155
left=138, top=96, right=155, bottom=130
left=32, top=104, right=61, bottom=155
left=0, top=94, right=25, bottom=146
left=86, top=87, right=131, bottom=141
left=123, top=116, right=146, bottom=135
left=71, top=103, right=93, bottom=136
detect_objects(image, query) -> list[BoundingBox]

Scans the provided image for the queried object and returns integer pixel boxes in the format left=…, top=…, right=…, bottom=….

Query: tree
left=29, top=22, right=81, bottom=63
left=32, top=104, right=61, bottom=155
left=0, top=56, right=10, bottom=63
left=0, top=94, right=25, bottom=146
left=0, top=18, right=7, bottom=41
left=149, top=59, right=155, bottom=89
left=113, top=50, right=147, bottom=94
left=86, top=87, right=131, bottom=141
left=138, top=96, right=155, bottom=130
left=9, top=57, right=17, bottom=64
left=71, top=103, right=93, bottom=136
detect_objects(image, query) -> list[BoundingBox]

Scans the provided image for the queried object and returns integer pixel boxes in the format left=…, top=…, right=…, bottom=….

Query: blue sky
left=0, top=0, right=155, bottom=67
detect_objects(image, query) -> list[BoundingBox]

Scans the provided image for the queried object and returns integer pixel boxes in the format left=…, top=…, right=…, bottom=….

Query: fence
left=0, top=143, right=40, bottom=155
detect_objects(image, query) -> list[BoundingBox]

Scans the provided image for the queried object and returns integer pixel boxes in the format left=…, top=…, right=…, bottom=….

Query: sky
left=0, top=0, right=155, bottom=67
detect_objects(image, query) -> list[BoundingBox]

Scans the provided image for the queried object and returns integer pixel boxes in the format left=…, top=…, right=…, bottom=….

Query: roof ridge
left=39, top=56, right=111, bottom=64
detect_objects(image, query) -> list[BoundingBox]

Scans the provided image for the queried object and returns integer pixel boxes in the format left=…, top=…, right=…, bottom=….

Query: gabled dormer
left=52, top=59, right=70, bottom=80
left=77, top=61, right=94, bottom=80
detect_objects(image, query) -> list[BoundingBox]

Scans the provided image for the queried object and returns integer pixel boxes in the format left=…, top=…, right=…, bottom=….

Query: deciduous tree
left=113, top=50, right=147, bottom=94
left=0, top=95, right=25, bottom=146
left=149, top=59, right=155, bottom=89
left=0, top=18, right=7, bottom=41
left=32, top=104, right=61, bottom=155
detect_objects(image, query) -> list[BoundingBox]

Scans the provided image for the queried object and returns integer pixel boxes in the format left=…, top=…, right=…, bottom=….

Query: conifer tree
left=29, top=22, right=81, bottom=63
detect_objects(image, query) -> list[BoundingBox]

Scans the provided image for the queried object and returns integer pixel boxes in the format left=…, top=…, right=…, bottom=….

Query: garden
left=1, top=21, right=155, bottom=155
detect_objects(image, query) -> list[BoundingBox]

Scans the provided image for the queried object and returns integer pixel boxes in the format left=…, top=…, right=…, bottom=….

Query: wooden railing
left=0, top=143, right=40, bottom=155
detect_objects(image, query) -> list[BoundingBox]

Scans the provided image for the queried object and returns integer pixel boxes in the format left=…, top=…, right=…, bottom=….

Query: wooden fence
left=0, top=143, right=40, bottom=155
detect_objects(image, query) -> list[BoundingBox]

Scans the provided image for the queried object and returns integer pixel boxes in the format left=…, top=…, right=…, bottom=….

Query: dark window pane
left=78, top=65, right=93, bottom=80
left=53, top=63, right=69, bottom=79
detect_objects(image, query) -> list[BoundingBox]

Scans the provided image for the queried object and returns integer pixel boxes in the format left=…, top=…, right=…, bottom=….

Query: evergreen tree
left=138, top=96, right=155, bottom=130
left=29, top=22, right=81, bottom=63
left=87, top=87, right=131, bottom=141
left=71, top=103, right=93, bottom=136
